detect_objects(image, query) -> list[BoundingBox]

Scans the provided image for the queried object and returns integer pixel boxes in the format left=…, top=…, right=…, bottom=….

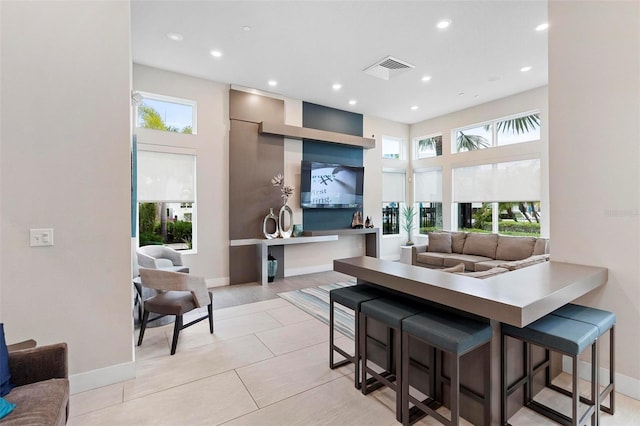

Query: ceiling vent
left=363, top=56, right=415, bottom=80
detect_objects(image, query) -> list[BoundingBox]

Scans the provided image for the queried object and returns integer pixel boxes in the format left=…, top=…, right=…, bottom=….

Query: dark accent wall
left=302, top=102, right=364, bottom=230
left=229, top=90, right=284, bottom=284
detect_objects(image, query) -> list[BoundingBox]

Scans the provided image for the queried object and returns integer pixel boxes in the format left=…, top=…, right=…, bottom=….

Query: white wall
left=133, top=65, right=230, bottom=286
left=0, top=1, right=133, bottom=391
left=549, top=1, right=640, bottom=397
left=409, top=86, right=549, bottom=242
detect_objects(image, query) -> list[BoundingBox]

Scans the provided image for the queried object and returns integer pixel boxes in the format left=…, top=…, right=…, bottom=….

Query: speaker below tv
left=300, top=160, right=364, bottom=209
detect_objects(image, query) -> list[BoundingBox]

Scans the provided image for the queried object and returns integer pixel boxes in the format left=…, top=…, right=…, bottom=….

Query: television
left=300, top=160, right=364, bottom=208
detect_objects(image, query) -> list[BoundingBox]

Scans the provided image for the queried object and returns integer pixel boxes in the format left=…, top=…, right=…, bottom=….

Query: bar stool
left=329, top=284, right=387, bottom=388
left=551, top=304, right=616, bottom=415
left=502, top=315, right=600, bottom=426
left=401, top=310, right=492, bottom=425
left=360, top=296, right=426, bottom=422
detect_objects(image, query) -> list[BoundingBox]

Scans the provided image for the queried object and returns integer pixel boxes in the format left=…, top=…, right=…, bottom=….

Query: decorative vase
left=263, top=208, right=279, bottom=239
left=267, top=254, right=278, bottom=283
left=278, top=203, right=293, bottom=238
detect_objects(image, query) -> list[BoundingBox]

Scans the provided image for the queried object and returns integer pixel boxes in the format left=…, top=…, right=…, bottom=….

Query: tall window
left=136, top=91, right=197, bottom=135
left=453, top=112, right=540, bottom=153
left=137, top=149, right=196, bottom=250
left=382, top=171, right=405, bottom=235
left=414, top=168, right=443, bottom=233
left=453, top=159, right=541, bottom=236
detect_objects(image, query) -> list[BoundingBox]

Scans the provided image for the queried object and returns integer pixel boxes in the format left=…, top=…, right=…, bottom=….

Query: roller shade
left=137, top=150, right=195, bottom=202
left=414, top=169, right=442, bottom=202
left=453, top=159, right=540, bottom=202
left=382, top=172, right=405, bottom=202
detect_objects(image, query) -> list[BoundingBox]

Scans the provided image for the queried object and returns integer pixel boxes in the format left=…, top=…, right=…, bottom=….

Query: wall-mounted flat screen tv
left=300, top=160, right=364, bottom=208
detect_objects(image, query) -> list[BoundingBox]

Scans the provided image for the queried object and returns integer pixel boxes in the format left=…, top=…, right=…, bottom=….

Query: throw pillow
left=0, top=397, right=16, bottom=420
left=427, top=232, right=452, bottom=253
left=442, top=263, right=465, bottom=273
left=0, top=324, right=13, bottom=397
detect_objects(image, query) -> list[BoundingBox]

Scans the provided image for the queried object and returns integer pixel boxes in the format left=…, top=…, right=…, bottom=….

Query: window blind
left=453, top=158, right=540, bottom=202
left=137, top=150, right=196, bottom=202
left=382, top=172, right=405, bottom=202
left=414, top=169, right=442, bottom=202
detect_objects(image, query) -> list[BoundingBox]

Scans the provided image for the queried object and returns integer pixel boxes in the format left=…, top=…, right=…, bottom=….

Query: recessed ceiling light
left=520, top=66, right=532, bottom=72
left=458, top=92, right=465, bottom=97
left=535, top=23, right=549, bottom=31
left=167, top=32, right=183, bottom=41
left=436, top=19, right=452, bottom=29
left=243, top=26, right=251, bottom=32
left=474, top=94, right=480, bottom=99
left=210, top=50, right=223, bottom=58
left=332, top=83, right=342, bottom=91
left=349, top=100, right=357, bottom=105
left=268, top=80, right=278, bottom=87
left=411, top=105, right=419, bottom=110
left=421, top=75, right=432, bottom=82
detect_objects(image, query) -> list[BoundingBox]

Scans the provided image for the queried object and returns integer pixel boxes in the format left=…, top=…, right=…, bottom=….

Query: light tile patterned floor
left=69, top=293, right=639, bottom=425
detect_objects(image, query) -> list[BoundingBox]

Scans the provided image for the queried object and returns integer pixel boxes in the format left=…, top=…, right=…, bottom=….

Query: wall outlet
left=30, top=228, right=54, bottom=247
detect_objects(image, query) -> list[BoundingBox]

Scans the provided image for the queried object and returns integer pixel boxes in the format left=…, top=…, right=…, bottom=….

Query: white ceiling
left=131, top=1, right=548, bottom=125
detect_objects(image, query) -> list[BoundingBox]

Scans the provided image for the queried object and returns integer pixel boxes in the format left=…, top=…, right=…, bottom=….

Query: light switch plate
left=30, top=228, right=54, bottom=247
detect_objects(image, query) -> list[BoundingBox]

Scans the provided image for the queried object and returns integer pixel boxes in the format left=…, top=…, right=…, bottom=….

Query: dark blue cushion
left=503, top=315, right=599, bottom=355
left=0, top=324, right=13, bottom=397
left=552, top=303, right=616, bottom=336
left=330, top=284, right=387, bottom=310
left=403, top=310, right=492, bottom=355
left=361, top=297, right=426, bottom=328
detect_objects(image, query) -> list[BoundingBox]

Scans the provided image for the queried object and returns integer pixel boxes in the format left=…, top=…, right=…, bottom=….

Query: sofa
left=412, top=231, right=549, bottom=277
left=2, top=343, right=69, bottom=425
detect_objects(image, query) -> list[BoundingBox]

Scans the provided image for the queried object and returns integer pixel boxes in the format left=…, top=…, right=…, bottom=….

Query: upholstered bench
left=329, top=284, right=387, bottom=388
left=551, top=303, right=616, bottom=415
left=360, top=296, right=427, bottom=422
left=401, top=310, right=492, bottom=425
left=502, top=315, right=600, bottom=426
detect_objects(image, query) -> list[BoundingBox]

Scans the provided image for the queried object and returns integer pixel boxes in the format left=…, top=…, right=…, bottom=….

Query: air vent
left=364, top=56, right=415, bottom=80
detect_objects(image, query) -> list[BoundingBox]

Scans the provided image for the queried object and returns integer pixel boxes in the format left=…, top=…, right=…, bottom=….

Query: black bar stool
left=551, top=304, right=616, bottom=415
left=401, top=309, right=492, bottom=425
left=502, top=315, right=600, bottom=426
left=329, top=284, right=387, bottom=388
left=360, top=296, right=426, bottom=422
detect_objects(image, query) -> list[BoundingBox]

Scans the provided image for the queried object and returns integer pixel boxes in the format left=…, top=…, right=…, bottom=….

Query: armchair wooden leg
left=170, top=315, right=183, bottom=355
left=138, top=310, right=150, bottom=346
left=208, top=303, right=214, bottom=334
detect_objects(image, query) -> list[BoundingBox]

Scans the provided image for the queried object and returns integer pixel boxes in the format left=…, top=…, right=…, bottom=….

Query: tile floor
left=69, top=275, right=639, bottom=425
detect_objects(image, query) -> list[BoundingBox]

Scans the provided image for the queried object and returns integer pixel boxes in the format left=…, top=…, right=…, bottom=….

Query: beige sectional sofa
left=411, top=231, right=549, bottom=277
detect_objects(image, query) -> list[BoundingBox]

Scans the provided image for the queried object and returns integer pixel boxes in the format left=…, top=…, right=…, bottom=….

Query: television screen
left=300, top=160, right=364, bottom=208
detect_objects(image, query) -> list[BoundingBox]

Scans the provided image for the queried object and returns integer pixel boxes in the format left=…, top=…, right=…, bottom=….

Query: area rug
left=278, top=280, right=356, bottom=340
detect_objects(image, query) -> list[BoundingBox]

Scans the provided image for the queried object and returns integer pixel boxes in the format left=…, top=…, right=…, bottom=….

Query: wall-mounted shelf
left=303, top=228, right=380, bottom=258
left=259, top=121, right=375, bottom=149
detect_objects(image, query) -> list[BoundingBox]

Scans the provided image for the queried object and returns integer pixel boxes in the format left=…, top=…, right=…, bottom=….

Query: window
left=453, top=112, right=540, bottom=153
left=382, top=136, right=406, bottom=160
left=414, top=168, right=443, bottom=233
left=382, top=171, right=405, bottom=235
left=453, top=159, right=541, bottom=235
left=137, top=149, right=196, bottom=250
left=415, top=134, right=442, bottom=159
left=136, top=92, right=197, bottom=135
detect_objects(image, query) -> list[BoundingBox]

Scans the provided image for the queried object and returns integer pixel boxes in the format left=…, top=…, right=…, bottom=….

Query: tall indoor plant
left=402, top=205, right=415, bottom=246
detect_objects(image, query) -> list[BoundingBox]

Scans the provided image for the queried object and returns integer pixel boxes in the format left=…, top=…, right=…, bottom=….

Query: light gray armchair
left=136, top=245, right=189, bottom=273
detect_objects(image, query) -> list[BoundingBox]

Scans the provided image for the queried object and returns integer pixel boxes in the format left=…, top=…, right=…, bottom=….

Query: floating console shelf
left=259, top=121, right=375, bottom=149
left=304, top=228, right=380, bottom=258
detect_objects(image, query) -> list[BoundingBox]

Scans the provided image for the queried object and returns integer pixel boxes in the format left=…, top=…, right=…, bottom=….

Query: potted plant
left=402, top=205, right=415, bottom=246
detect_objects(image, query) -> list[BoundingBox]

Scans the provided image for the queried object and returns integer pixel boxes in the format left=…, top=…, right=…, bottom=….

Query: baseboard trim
left=206, top=276, right=230, bottom=288
left=285, top=264, right=333, bottom=277
left=562, top=356, right=639, bottom=400
left=70, top=360, right=136, bottom=395
left=381, top=255, right=401, bottom=261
